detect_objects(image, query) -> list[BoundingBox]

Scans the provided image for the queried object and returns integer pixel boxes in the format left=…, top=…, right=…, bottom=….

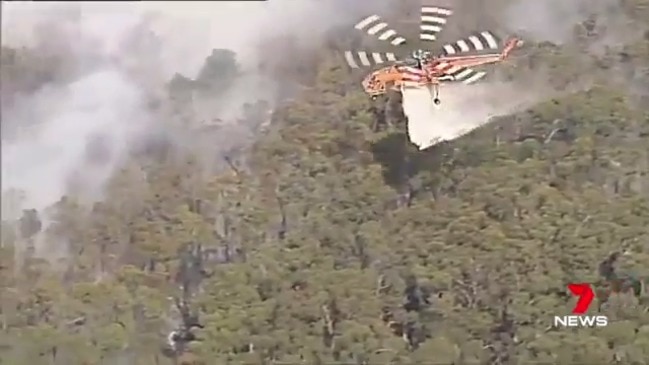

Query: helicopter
left=344, top=5, right=523, bottom=104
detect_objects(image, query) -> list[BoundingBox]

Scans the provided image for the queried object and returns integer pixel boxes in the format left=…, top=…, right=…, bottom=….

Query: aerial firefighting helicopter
left=344, top=5, right=524, bottom=104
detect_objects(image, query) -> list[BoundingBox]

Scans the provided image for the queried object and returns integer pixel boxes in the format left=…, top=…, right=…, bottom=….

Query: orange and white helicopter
left=344, top=5, right=524, bottom=104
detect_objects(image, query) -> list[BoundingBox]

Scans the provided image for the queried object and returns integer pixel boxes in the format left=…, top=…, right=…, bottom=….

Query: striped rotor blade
left=447, top=68, right=488, bottom=84
left=344, top=51, right=397, bottom=69
left=354, top=14, right=407, bottom=46
left=441, top=31, right=500, bottom=55
left=420, top=6, right=452, bottom=42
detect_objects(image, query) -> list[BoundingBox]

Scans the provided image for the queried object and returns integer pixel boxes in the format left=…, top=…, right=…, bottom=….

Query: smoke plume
left=1, top=1, right=380, bottom=217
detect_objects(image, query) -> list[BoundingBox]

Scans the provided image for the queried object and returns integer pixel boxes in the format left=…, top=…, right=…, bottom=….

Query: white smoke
left=1, top=4, right=148, bottom=215
left=1, top=69, right=150, bottom=213
left=1, top=0, right=378, bottom=217
left=502, top=0, right=644, bottom=46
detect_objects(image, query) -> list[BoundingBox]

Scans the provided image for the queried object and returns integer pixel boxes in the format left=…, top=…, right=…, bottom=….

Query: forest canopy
left=1, top=1, right=648, bottom=364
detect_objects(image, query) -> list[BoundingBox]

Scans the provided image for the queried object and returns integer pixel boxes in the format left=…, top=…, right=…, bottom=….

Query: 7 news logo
left=553, top=283, right=609, bottom=328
